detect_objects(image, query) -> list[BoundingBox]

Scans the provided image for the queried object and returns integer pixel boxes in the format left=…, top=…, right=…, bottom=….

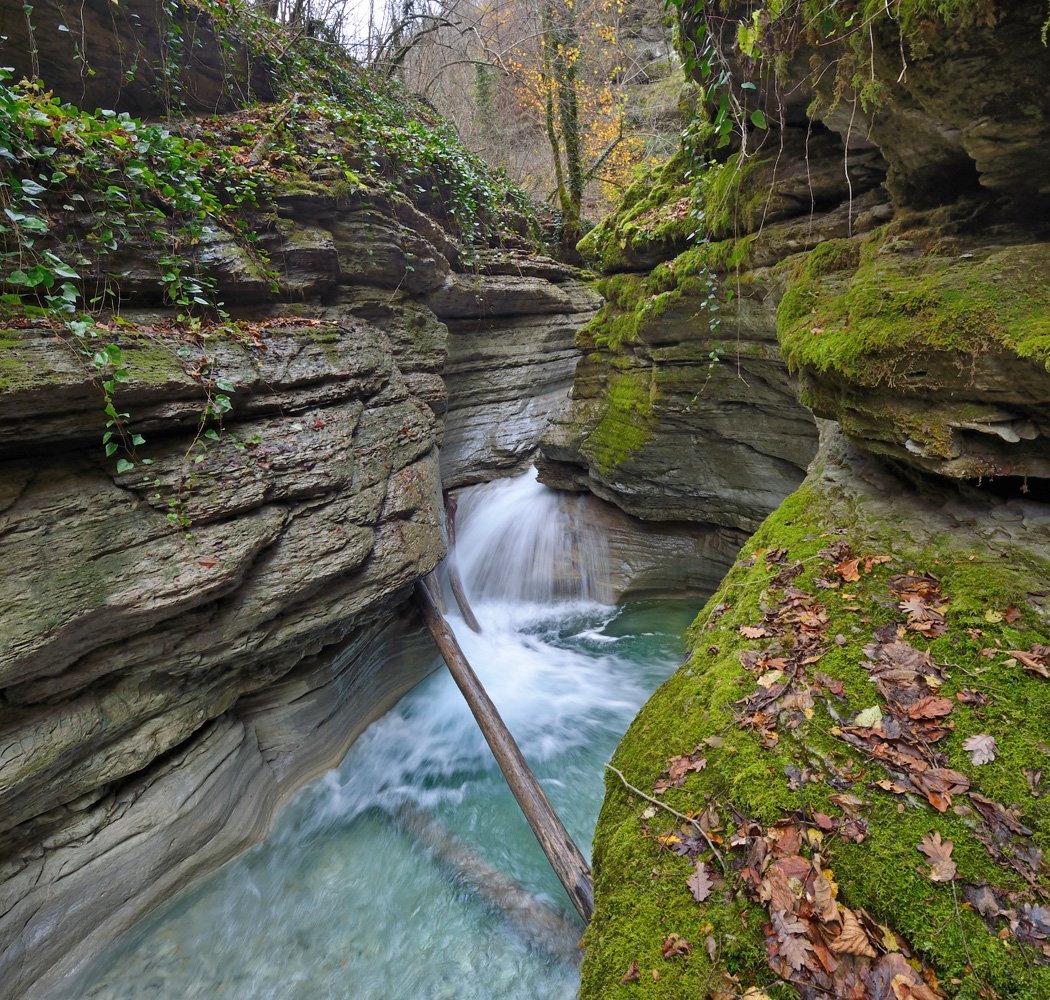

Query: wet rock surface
left=0, top=110, right=597, bottom=1000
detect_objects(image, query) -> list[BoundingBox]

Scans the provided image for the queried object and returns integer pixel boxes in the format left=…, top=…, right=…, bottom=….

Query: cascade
left=70, top=469, right=694, bottom=1000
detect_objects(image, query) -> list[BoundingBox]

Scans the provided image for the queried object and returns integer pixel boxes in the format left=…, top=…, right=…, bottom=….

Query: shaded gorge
left=67, top=471, right=700, bottom=1000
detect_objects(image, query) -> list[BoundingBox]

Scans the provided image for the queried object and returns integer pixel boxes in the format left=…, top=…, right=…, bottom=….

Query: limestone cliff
left=569, top=2, right=1050, bottom=998
left=0, top=9, right=604, bottom=995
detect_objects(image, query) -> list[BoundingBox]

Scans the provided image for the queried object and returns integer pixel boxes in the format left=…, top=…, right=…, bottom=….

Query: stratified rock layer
left=0, top=112, right=600, bottom=1000
left=578, top=3, right=1050, bottom=998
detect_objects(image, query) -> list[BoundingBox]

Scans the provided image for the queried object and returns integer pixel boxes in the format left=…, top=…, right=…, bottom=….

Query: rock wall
left=575, top=3, right=1050, bottom=998
left=536, top=127, right=884, bottom=533
left=0, top=59, right=601, bottom=998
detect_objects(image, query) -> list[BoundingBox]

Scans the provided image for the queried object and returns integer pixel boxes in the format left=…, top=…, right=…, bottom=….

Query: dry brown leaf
left=961, top=733, right=998, bottom=765
left=906, top=696, right=954, bottom=720
left=811, top=872, right=840, bottom=924
left=918, top=831, right=957, bottom=882
left=739, top=625, right=770, bottom=639
left=835, top=557, right=861, bottom=583
left=829, top=792, right=866, bottom=816
left=876, top=779, right=907, bottom=794
left=687, top=861, right=713, bottom=903
left=619, top=960, right=640, bottom=984
left=771, top=910, right=814, bottom=970
left=762, top=865, right=798, bottom=913
left=891, top=973, right=942, bottom=1000
left=1007, top=647, right=1050, bottom=678
left=662, top=933, right=691, bottom=959
left=829, top=907, right=876, bottom=957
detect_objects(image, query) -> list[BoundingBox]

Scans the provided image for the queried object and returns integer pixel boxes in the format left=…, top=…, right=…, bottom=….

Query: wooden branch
left=391, top=801, right=582, bottom=961
left=604, top=763, right=727, bottom=874
left=415, top=576, right=594, bottom=921
left=444, top=492, right=482, bottom=633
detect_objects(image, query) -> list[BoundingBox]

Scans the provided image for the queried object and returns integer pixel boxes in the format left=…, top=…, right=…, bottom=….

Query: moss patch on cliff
left=581, top=368, right=655, bottom=473
left=578, top=152, right=695, bottom=273
left=778, top=233, right=1050, bottom=384
left=583, top=461, right=1050, bottom=999
left=576, top=144, right=774, bottom=276
left=579, top=237, right=752, bottom=353
left=774, top=231, right=1050, bottom=478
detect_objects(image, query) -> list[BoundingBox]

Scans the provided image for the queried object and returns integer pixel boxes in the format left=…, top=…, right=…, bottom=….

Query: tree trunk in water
left=415, top=576, right=595, bottom=921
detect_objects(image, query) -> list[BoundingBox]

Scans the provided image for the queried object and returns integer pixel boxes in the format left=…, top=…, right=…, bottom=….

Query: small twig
left=604, top=763, right=728, bottom=875
left=950, top=880, right=976, bottom=977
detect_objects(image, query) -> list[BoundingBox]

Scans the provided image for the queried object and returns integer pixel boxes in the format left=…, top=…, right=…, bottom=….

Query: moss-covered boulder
left=583, top=423, right=1050, bottom=999
left=778, top=223, right=1050, bottom=480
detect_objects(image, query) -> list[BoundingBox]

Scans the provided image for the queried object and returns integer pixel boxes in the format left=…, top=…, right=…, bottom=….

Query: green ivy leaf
left=115, top=458, right=135, bottom=474
left=750, top=109, right=768, bottom=129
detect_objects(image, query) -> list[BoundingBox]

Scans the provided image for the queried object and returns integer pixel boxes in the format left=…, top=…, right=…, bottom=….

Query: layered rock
left=432, top=255, right=601, bottom=487
left=0, top=61, right=599, bottom=1000
left=537, top=128, right=890, bottom=531
left=778, top=226, right=1050, bottom=480
left=577, top=3, right=1050, bottom=998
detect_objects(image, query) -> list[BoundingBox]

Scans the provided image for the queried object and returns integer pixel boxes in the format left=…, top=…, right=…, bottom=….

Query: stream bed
left=71, top=472, right=699, bottom=1000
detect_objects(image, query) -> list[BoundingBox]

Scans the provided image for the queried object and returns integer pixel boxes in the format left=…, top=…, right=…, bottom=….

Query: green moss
left=578, top=151, right=695, bottom=273
left=778, top=236, right=1050, bottom=385
left=582, top=368, right=654, bottom=473
left=701, top=153, right=770, bottom=242
left=0, top=334, right=39, bottom=393
left=583, top=472, right=1050, bottom=1000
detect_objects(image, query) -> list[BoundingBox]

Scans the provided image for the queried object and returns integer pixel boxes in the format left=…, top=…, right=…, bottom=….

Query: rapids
left=71, top=470, right=697, bottom=1000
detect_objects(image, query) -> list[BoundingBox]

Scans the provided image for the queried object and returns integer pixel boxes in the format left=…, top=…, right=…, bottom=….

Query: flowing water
left=71, top=470, right=697, bottom=1000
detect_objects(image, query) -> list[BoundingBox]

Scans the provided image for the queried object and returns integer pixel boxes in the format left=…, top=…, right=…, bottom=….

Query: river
left=70, top=470, right=696, bottom=999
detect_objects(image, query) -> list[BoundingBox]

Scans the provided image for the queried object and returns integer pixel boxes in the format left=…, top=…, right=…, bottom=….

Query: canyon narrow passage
left=68, top=471, right=699, bottom=1000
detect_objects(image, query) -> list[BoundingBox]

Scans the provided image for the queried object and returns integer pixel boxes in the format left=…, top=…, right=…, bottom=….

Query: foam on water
left=70, top=469, right=696, bottom=1000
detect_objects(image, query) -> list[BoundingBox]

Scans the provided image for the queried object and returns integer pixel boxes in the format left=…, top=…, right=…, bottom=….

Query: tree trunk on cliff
left=540, top=0, right=584, bottom=261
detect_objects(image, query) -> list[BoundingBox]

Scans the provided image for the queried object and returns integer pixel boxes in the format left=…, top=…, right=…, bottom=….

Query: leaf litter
left=627, top=536, right=1050, bottom=994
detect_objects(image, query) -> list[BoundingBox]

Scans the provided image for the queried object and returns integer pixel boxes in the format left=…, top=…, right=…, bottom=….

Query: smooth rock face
left=0, top=0, right=274, bottom=115
left=441, top=281, right=601, bottom=487
left=564, top=492, right=748, bottom=602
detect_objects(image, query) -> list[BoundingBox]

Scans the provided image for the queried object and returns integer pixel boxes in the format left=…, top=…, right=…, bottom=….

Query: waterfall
left=451, top=468, right=607, bottom=606
left=72, top=469, right=693, bottom=1000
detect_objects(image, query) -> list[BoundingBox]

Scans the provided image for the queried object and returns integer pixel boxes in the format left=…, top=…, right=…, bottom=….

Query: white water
left=72, top=469, right=695, bottom=1000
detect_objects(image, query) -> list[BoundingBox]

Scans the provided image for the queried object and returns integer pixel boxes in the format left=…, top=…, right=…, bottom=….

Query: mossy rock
left=578, top=238, right=754, bottom=356
left=777, top=232, right=1050, bottom=480
left=578, top=151, right=697, bottom=273
left=583, top=427, right=1050, bottom=1000
left=581, top=367, right=656, bottom=474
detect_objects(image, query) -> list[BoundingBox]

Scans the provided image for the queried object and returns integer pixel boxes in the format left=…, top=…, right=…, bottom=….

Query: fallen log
left=415, top=575, right=595, bottom=921
left=389, top=801, right=582, bottom=963
left=443, top=492, right=482, bottom=633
